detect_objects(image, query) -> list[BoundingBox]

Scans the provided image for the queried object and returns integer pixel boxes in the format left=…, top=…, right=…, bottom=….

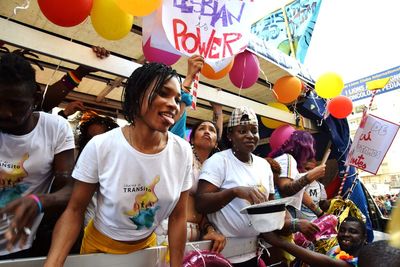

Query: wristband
left=315, top=207, right=324, bottom=217
left=62, top=71, right=81, bottom=90
left=27, top=194, right=43, bottom=214
left=182, top=84, right=192, bottom=92
left=291, top=218, right=299, bottom=233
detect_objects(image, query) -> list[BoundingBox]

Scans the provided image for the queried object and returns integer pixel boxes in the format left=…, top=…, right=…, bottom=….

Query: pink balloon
left=142, top=38, right=181, bottom=66
left=229, top=51, right=260, bottom=89
left=269, top=124, right=295, bottom=151
left=294, top=214, right=338, bottom=247
left=183, top=250, right=231, bottom=267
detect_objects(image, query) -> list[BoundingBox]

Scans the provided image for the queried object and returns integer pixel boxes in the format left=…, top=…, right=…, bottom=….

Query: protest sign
left=162, top=0, right=258, bottom=69
left=346, top=114, right=400, bottom=174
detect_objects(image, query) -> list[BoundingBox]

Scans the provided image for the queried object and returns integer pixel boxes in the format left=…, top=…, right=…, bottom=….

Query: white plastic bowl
left=240, top=198, right=289, bottom=233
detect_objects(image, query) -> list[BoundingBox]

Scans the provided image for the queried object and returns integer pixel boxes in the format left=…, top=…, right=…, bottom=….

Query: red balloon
left=38, top=0, right=93, bottom=27
left=327, top=95, right=353, bottom=119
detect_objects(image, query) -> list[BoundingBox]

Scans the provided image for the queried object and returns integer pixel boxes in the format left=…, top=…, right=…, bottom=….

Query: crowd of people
left=0, top=48, right=399, bottom=267
left=374, top=194, right=398, bottom=217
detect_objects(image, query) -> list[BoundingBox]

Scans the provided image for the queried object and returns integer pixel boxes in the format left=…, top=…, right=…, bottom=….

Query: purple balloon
left=229, top=51, right=260, bottom=89
left=142, top=38, right=181, bottom=66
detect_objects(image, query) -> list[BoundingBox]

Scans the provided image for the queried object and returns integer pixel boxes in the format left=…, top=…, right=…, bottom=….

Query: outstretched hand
left=75, top=46, right=110, bottom=77
left=297, top=219, right=320, bottom=241
left=63, top=101, right=85, bottom=117
left=92, top=46, right=110, bottom=59
left=0, top=197, right=40, bottom=251
left=234, top=186, right=267, bottom=205
left=306, top=164, right=326, bottom=182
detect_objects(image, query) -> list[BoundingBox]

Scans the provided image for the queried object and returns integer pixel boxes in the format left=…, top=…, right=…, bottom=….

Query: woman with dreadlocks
left=45, top=62, right=196, bottom=267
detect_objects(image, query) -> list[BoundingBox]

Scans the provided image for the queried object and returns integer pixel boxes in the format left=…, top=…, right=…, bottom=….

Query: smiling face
left=138, top=76, right=181, bottom=133
left=228, top=124, right=259, bottom=155
left=337, top=220, right=366, bottom=255
left=192, top=121, right=218, bottom=152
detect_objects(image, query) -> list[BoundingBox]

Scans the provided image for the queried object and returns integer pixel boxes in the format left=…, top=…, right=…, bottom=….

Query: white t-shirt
left=199, top=149, right=274, bottom=238
left=274, top=153, right=305, bottom=210
left=199, top=149, right=274, bottom=263
left=73, top=129, right=192, bottom=241
left=301, top=181, right=327, bottom=219
left=0, top=112, right=75, bottom=255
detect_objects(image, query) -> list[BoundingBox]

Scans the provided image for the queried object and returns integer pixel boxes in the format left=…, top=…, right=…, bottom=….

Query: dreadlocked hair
left=78, top=115, right=119, bottom=152
left=0, top=53, right=36, bottom=96
left=122, top=62, right=180, bottom=124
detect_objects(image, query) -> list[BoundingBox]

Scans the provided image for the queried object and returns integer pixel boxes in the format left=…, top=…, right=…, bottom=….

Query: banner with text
left=345, top=114, right=399, bottom=174
left=342, top=65, right=400, bottom=102
left=162, top=0, right=259, bottom=68
left=250, top=0, right=321, bottom=63
left=247, top=34, right=314, bottom=84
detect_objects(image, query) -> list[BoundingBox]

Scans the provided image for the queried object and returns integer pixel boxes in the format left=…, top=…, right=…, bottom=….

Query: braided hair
left=122, top=62, right=180, bottom=124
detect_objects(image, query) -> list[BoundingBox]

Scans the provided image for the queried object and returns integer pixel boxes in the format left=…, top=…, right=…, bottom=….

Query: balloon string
left=41, top=20, right=87, bottom=107
left=13, top=0, right=30, bottom=16
left=259, top=67, right=272, bottom=91
left=188, top=243, right=206, bottom=267
left=238, top=55, right=247, bottom=97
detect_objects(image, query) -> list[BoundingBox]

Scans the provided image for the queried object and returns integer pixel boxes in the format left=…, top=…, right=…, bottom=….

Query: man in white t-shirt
left=0, top=53, right=75, bottom=258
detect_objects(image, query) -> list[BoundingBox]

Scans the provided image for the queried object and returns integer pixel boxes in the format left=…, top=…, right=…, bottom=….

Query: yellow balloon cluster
left=115, top=0, right=162, bottom=17
left=315, top=72, right=344, bottom=99
left=91, top=0, right=133, bottom=40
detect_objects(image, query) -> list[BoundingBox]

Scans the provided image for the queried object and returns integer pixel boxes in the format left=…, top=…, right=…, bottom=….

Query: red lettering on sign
left=350, top=154, right=367, bottom=169
left=172, top=18, right=241, bottom=59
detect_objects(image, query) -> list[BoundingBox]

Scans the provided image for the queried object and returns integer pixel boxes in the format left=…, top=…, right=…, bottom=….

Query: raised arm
left=211, top=101, right=223, bottom=140
left=41, top=47, right=109, bottom=112
left=278, top=165, right=326, bottom=196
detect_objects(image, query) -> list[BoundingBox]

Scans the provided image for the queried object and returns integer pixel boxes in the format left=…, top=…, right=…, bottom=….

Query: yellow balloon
left=115, top=0, right=162, bottom=17
left=315, top=72, right=344, bottom=99
left=91, top=0, right=133, bottom=40
left=261, top=102, right=291, bottom=129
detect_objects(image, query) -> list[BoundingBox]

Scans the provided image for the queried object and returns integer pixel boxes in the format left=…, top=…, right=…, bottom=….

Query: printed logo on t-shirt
left=0, top=153, right=29, bottom=207
left=124, top=175, right=161, bottom=229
